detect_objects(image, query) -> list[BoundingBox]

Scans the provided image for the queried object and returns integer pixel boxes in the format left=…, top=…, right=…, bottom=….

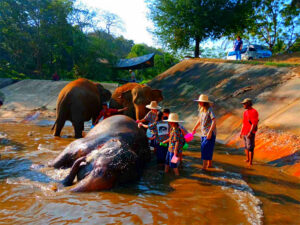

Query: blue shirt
left=234, top=39, right=243, bottom=51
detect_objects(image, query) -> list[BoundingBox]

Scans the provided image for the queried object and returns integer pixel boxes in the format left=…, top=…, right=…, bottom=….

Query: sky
left=78, top=0, right=157, bottom=47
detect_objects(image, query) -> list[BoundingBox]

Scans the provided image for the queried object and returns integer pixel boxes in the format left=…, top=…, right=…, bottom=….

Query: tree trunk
left=194, top=36, right=200, bottom=58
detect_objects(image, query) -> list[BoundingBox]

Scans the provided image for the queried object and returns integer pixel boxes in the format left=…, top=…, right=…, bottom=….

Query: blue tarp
left=116, top=53, right=155, bottom=70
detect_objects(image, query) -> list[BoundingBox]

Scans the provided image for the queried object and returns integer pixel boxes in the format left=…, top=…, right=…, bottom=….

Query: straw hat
left=146, top=101, right=161, bottom=110
left=194, top=94, right=213, bottom=103
left=163, top=113, right=184, bottom=123
left=241, top=98, right=252, bottom=104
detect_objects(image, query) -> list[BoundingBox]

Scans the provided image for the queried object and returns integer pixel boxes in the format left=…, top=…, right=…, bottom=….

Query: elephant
left=49, top=115, right=150, bottom=192
left=52, top=78, right=111, bottom=138
left=110, top=83, right=163, bottom=120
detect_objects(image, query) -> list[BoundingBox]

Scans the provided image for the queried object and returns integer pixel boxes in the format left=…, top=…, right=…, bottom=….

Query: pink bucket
left=171, top=155, right=179, bottom=164
left=184, top=131, right=195, bottom=142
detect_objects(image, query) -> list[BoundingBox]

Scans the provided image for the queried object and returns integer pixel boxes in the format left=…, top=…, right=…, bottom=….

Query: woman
left=139, top=111, right=169, bottom=166
left=192, top=94, right=216, bottom=171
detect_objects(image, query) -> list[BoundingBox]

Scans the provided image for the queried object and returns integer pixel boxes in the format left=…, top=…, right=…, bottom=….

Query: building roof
left=116, top=53, right=155, bottom=70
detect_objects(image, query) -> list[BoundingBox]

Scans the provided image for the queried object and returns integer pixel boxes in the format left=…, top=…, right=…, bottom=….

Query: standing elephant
left=110, top=83, right=163, bottom=120
left=50, top=115, right=150, bottom=192
left=52, top=78, right=111, bottom=138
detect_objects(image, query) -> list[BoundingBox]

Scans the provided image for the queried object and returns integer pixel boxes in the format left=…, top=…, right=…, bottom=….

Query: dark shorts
left=165, top=151, right=179, bottom=168
left=201, top=134, right=216, bottom=160
left=155, top=141, right=168, bottom=164
left=243, top=134, right=255, bottom=152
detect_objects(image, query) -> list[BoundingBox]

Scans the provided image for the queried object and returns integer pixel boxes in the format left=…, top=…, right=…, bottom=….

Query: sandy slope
left=149, top=59, right=300, bottom=177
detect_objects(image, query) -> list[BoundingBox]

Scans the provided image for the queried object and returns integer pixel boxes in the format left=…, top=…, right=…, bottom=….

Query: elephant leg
left=54, top=117, right=66, bottom=137
left=62, top=156, right=86, bottom=186
left=73, top=121, right=84, bottom=139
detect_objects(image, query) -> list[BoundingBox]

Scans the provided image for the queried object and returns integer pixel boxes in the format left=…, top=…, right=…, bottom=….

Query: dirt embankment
left=0, top=79, right=118, bottom=122
left=149, top=59, right=300, bottom=178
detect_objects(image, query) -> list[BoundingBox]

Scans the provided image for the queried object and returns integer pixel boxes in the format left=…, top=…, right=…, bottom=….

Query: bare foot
left=248, top=162, right=252, bottom=166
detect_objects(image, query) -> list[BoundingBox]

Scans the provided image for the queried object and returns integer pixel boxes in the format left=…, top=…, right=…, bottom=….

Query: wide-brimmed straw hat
left=146, top=101, right=161, bottom=110
left=194, top=94, right=213, bottom=103
left=241, top=98, right=252, bottom=104
left=163, top=113, right=184, bottom=123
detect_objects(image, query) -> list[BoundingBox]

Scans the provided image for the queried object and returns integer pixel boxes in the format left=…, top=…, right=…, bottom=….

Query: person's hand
left=175, top=151, right=178, bottom=157
left=124, top=107, right=128, bottom=111
left=206, top=132, right=212, bottom=140
left=192, top=128, right=196, bottom=133
left=136, top=120, right=140, bottom=123
left=240, top=133, right=242, bottom=139
left=247, top=132, right=252, bottom=138
left=138, top=122, right=142, bottom=128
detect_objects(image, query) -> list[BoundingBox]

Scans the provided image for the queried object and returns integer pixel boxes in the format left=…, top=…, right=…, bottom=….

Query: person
left=139, top=111, right=169, bottom=166
left=240, top=98, right=259, bottom=166
left=162, top=108, right=187, bottom=166
left=233, top=36, right=243, bottom=60
left=129, top=69, right=136, bottom=82
left=0, top=100, right=3, bottom=108
left=138, top=101, right=161, bottom=148
left=138, top=101, right=161, bottom=126
left=52, top=72, right=60, bottom=81
left=192, top=94, right=216, bottom=171
left=162, top=113, right=185, bottom=176
left=93, top=103, right=128, bottom=125
left=162, top=108, right=170, bottom=120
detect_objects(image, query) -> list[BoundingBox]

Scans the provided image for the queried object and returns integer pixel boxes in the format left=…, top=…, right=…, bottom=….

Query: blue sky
left=77, top=0, right=157, bottom=47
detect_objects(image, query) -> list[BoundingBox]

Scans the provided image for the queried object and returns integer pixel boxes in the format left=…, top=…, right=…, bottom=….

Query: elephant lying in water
left=49, top=115, right=150, bottom=192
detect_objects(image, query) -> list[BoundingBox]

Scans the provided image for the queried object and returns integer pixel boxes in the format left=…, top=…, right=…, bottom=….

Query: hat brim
left=194, top=99, right=213, bottom=103
left=241, top=101, right=250, bottom=104
left=146, top=105, right=161, bottom=110
left=163, top=119, right=185, bottom=123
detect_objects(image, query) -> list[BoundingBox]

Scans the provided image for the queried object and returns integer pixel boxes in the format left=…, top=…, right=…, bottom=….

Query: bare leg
left=244, top=149, right=249, bottom=162
left=173, top=168, right=179, bottom=176
left=249, top=151, right=254, bottom=166
left=202, top=160, right=208, bottom=170
left=165, top=165, right=170, bottom=173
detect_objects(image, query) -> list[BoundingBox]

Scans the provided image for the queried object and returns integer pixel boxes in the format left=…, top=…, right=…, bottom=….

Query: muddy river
left=0, top=122, right=299, bottom=224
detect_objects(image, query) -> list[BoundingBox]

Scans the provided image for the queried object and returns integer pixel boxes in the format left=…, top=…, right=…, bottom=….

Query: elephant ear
left=120, top=90, right=132, bottom=104
left=151, top=90, right=163, bottom=102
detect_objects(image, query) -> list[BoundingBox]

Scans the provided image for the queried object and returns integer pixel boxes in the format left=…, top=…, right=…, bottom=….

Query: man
left=233, top=36, right=243, bottom=60
left=93, top=103, right=128, bottom=125
left=240, top=98, right=259, bottom=166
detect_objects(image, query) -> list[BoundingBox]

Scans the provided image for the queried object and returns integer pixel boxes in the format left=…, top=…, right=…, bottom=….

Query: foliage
left=248, top=0, right=300, bottom=53
left=147, top=0, right=259, bottom=58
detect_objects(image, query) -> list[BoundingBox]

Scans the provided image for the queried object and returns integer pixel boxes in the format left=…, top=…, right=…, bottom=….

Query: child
left=139, top=111, right=169, bottom=166
left=162, top=113, right=185, bottom=176
left=138, top=101, right=161, bottom=126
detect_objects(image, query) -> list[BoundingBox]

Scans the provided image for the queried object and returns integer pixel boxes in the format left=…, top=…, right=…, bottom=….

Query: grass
left=191, top=57, right=300, bottom=67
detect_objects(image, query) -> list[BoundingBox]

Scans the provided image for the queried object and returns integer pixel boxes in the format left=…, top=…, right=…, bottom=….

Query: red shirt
left=95, top=108, right=118, bottom=122
left=241, top=108, right=259, bottom=135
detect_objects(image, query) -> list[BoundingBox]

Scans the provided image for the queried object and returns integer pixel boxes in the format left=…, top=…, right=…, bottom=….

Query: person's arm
left=240, top=41, right=243, bottom=50
left=138, top=122, right=149, bottom=129
left=192, top=117, right=201, bottom=133
left=117, top=107, right=128, bottom=113
left=207, top=118, right=216, bottom=140
left=162, top=138, right=170, bottom=144
left=174, top=141, right=179, bottom=157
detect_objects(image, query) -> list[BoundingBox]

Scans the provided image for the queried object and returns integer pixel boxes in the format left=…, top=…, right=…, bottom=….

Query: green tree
left=147, top=0, right=258, bottom=58
left=249, top=0, right=300, bottom=52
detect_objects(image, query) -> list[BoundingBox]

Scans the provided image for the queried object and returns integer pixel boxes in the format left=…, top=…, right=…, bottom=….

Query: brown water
left=0, top=122, right=299, bottom=225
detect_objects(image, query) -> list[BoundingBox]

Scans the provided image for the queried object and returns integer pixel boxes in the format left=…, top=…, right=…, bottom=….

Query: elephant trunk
left=134, top=104, right=148, bottom=120
left=49, top=152, right=73, bottom=169
left=70, top=170, right=116, bottom=192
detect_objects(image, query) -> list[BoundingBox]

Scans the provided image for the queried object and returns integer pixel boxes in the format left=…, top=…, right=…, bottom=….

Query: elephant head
left=95, top=83, right=112, bottom=103
left=121, top=84, right=163, bottom=120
